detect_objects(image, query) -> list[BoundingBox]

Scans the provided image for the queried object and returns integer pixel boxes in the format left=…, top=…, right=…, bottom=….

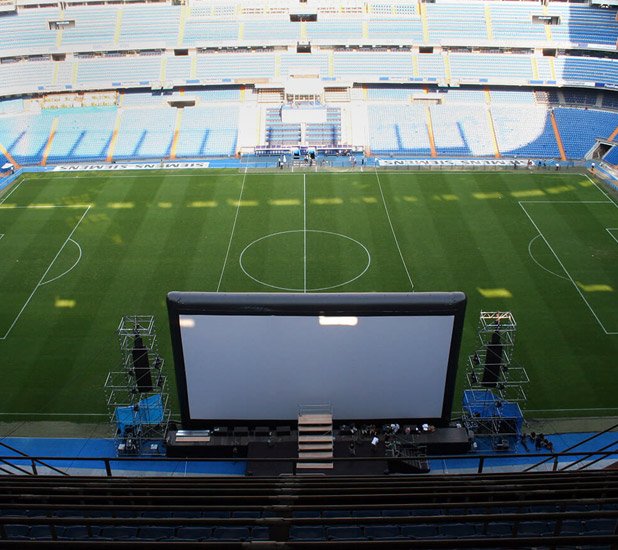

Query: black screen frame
left=167, top=292, right=466, bottom=429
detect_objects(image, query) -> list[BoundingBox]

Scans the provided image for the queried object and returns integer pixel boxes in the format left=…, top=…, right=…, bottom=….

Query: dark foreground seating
left=0, top=470, right=617, bottom=547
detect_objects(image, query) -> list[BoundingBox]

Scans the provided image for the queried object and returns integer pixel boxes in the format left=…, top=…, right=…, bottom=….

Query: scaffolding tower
left=104, top=315, right=170, bottom=456
left=462, top=312, right=529, bottom=450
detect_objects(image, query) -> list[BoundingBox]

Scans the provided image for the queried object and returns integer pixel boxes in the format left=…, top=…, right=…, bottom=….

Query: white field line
left=216, top=167, right=247, bottom=292
left=519, top=201, right=608, bottom=204
left=303, top=173, right=307, bottom=293
left=606, top=228, right=618, bottom=245
left=586, top=173, right=618, bottom=209
left=519, top=202, right=616, bottom=336
left=27, top=171, right=614, bottom=184
left=44, top=174, right=247, bottom=180
left=39, top=238, right=82, bottom=286
left=0, top=205, right=90, bottom=209
left=0, top=178, right=25, bottom=205
left=374, top=168, right=414, bottom=290
left=527, top=234, right=568, bottom=281
left=0, top=412, right=108, bottom=416
left=39, top=170, right=600, bottom=178
left=452, top=406, right=618, bottom=414
left=0, top=206, right=91, bottom=340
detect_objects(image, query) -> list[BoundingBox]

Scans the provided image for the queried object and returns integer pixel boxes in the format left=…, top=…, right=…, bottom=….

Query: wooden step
left=298, top=443, right=333, bottom=451
left=298, top=425, right=333, bottom=433
left=299, top=451, right=334, bottom=459
left=298, top=414, right=332, bottom=425
left=298, top=435, right=333, bottom=443
left=297, top=462, right=334, bottom=470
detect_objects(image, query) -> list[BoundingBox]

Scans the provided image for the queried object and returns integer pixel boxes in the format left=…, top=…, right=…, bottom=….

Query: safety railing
left=0, top=448, right=616, bottom=477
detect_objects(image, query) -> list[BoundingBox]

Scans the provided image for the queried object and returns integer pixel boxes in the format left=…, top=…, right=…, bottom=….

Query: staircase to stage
left=297, top=405, right=333, bottom=471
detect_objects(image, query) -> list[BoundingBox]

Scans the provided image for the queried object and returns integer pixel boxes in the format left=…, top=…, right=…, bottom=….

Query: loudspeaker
left=132, top=333, right=152, bottom=391
left=482, top=330, right=504, bottom=387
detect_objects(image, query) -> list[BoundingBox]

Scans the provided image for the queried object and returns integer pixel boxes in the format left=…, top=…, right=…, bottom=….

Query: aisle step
left=298, top=414, right=333, bottom=425
left=297, top=462, right=335, bottom=470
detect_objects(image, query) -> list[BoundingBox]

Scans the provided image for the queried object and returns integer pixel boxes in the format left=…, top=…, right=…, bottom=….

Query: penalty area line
left=519, top=201, right=616, bottom=336
left=0, top=205, right=91, bottom=340
left=374, top=168, right=414, bottom=291
left=216, top=167, right=247, bottom=292
left=0, top=177, right=26, bottom=205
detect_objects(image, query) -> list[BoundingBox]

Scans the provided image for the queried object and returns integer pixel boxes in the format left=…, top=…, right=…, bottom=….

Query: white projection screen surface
left=167, top=292, right=466, bottom=427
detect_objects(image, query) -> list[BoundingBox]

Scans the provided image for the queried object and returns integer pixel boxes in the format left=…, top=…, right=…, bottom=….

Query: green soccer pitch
left=0, top=168, right=617, bottom=421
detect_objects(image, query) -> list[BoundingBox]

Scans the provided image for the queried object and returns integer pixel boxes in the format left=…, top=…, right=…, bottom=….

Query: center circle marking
left=239, top=230, right=371, bottom=291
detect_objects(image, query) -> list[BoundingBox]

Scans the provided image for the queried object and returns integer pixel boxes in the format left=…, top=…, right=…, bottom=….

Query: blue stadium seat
left=4, top=525, right=30, bottom=540
left=250, top=526, right=269, bottom=540
left=202, top=511, right=230, bottom=518
left=137, top=526, right=176, bottom=540
left=292, top=510, right=321, bottom=518
left=352, top=510, right=380, bottom=518
left=400, top=524, right=438, bottom=538
left=0, top=510, right=28, bottom=517
left=584, top=518, right=617, bottom=534
left=518, top=521, right=554, bottom=536
left=98, top=526, right=139, bottom=540
left=498, top=506, right=521, bottom=514
left=528, top=504, right=559, bottom=513
left=560, top=520, right=583, bottom=536
left=140, top=510, right=172, bottom=518
left=175, top=526, right=212, bottom=541
left=53, top=509, right=88, bottom=518
left=412, top=508, right=442, bottom=516
left=111, top=510, right=136, bottom=518
left=212, top=526, right=251, bottom=541
left=29, top=525, right=53, bottom=540
left=323, top=510, right=352, bottom=518
left=3, top=525, right=52, bottom=540
left=364, top=524, right=402, bottom=540
left=231, top=510, right=261, bottom=518
left=438, top=522, right=479, bottom=538
left=485, top=522, right=513, bottom=537
left=57, top=525, right=93, bottom=540
left=290, top=526, right=326, bottom=541
left=326, top=525, right=365, bottom=540
left=171, top=510, right=202, bottom=518
left=381, top=509, right=411, bottom=517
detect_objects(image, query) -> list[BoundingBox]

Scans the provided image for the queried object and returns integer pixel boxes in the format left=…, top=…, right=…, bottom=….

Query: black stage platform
left=246, top=440, right=391, bottom=477
left=166, top=427, right=470, bottom=475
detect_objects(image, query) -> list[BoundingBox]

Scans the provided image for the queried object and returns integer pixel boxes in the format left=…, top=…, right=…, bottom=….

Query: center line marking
left=303, top=173, right=307, bottom=293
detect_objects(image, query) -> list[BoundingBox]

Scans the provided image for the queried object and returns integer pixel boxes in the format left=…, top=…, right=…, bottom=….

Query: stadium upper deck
left=2, top=0, right=617, bottom=52
left=1, top=0, right=618, bottom=164
left=0, top=0, right=617, bottom=97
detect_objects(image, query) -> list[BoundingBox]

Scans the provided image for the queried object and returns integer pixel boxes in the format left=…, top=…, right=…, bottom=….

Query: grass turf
left=0, top=168, right=617, bottom=421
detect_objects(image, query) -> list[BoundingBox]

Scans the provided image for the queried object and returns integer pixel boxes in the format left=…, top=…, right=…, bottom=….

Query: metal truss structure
left=104, top=315, right=170, bottom=456
left=462, top=312, right=529, bottom=450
